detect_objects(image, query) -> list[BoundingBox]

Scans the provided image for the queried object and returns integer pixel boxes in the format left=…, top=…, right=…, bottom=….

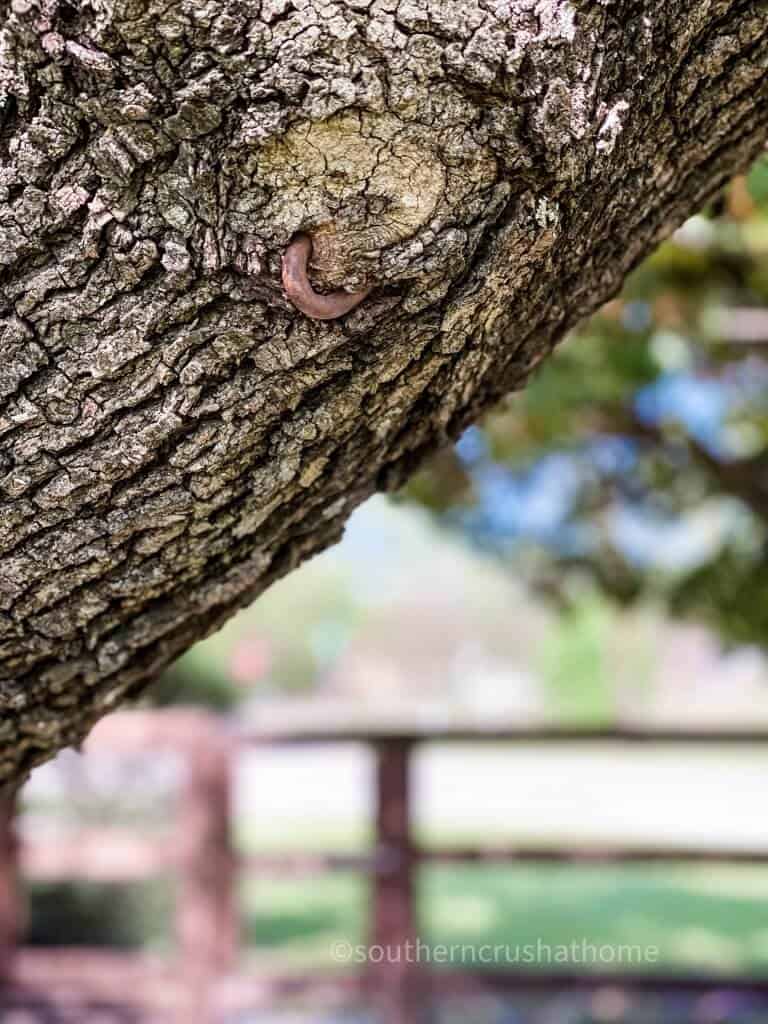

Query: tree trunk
left=0, top=0, right=766, bottom=788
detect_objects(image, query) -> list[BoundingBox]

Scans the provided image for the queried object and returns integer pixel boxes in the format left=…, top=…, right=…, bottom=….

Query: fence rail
left=2, top=710, right=768, bottom=1023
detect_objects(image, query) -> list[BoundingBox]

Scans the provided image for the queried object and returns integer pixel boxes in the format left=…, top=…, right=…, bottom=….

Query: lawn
left=23, top=742, right=768, bottom=984
left=240, top=857, right=768, bottom=977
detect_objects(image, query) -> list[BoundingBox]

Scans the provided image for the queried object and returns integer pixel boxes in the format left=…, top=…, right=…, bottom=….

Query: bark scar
left=281, top=233, right=371, bottom=321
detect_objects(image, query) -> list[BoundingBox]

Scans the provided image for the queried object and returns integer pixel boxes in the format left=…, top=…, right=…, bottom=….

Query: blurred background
left=3, top=156, right=768, bottom=1023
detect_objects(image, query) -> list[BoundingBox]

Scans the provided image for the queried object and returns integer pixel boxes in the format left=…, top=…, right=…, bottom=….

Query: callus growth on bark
left=0, top=0, right=766, bottom=789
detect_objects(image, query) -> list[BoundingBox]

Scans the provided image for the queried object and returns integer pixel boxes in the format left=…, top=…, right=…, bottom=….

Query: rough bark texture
left=0, top=0, right=766, bottom=788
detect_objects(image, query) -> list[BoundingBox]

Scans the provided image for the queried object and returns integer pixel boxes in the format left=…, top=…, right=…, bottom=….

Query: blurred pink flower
left=229, top=636, right=272, bottom=687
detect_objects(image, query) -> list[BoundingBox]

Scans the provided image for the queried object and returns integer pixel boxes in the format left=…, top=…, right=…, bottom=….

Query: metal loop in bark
left=281, top=233, right=371, bottom=321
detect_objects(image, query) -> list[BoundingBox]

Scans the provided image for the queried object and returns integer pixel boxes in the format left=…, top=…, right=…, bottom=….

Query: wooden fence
left=2, top=710, right=768, bottom=1022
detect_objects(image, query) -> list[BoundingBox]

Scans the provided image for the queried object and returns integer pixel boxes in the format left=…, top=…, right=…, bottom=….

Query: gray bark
left=0, top=0, right=766, bottom=789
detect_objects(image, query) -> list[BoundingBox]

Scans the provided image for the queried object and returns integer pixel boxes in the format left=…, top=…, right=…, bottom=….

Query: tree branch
left=1, top=0, right=767, bottom=788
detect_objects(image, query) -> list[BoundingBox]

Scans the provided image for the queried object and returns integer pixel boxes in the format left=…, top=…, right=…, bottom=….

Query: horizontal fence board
left=8, top=710, right=768, bottom=1022
left=237, top=725, right=768, bottom=745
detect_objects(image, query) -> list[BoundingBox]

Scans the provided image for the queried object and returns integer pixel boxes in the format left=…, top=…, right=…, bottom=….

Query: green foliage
left=25, top=880, right=172, bottom=949
left=671, top=550, right=768, bottom=649
left=150, top=657, right=239, bottom=710
left=747, top=156, right=768, bottom=209
left=486, top=326, right=658, bottom=465
left=537, top=596, right=615, bottom=724
left=406, top=161, right=768, bottom=652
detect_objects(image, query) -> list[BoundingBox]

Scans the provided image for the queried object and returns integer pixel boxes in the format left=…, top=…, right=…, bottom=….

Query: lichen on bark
left=0, top=0, right=766, bottom=789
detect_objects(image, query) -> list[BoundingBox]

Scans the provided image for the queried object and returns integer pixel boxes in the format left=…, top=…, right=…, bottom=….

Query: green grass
left=241, top=862, right=768, bottom=977
left=25, top=844, right=768, bottom=979
left=25, top=879, right=174, bottom=951
left=235, top=810, right=768, bottom=977
left=25, top=812, right=768, bottom=980
left=241, top=872, right=368, bottom=968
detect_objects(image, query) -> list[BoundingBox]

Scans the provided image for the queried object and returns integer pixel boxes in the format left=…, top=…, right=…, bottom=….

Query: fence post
left=0, top=794, right=20, bottom=983
left=176, top=722, right=238, bottom=1021
left=369, top=738, right=423, bottom=1024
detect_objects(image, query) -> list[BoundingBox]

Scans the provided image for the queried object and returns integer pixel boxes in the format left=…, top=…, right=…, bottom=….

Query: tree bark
left=0, top=0, right=766, bottom=788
